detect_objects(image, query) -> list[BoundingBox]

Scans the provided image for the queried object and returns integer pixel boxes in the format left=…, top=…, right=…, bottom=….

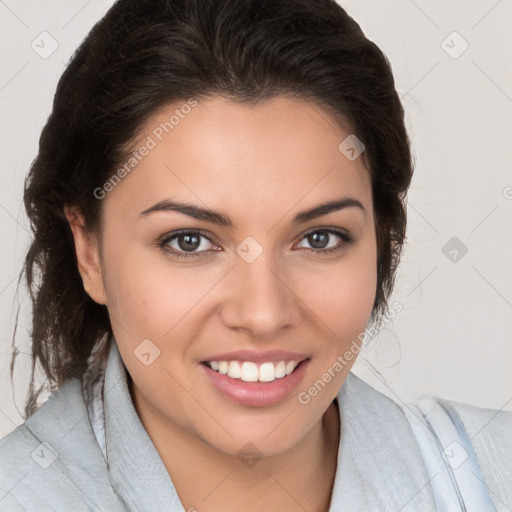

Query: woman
left=0, top=0, right=510, bottom=510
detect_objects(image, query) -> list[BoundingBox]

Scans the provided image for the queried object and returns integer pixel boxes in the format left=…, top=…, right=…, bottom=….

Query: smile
left=204, top=360, right=301, bottom=383
left=199, top=358, right=310, bottom=407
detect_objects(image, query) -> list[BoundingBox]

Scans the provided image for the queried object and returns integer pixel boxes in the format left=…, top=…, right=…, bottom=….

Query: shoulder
left=0, top=378, right=86, bottom=461
left=449, top=396, right=512, bottom=437
left=405, top=391, right=512, bottom=509
left=413, top=394, right=512, bottom=474
left=449, top=398, right=512, bottom=490
left=342, top=372, right=512, bottom=455
left=340, top=374, right=512, bottom=509
left=0, top=378, right=83, bottom=467
left=0, top=379, right=122, bottom=511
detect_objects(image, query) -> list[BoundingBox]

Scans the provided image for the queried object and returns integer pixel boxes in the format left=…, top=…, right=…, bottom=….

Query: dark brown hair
left=11, top=0, right=413, bottom=418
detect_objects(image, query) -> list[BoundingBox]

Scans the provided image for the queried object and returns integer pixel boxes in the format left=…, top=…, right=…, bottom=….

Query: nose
left=220, top=250, right=302, bottom=340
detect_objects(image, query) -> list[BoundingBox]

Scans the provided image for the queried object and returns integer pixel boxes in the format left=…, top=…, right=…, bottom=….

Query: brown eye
left=296, top=228, right=354, bottom=254
left=305, top=231, right=330, bottom=249
left=159, top=230, right=218, bottom=259
left=176, top=233, right=201, bottom=252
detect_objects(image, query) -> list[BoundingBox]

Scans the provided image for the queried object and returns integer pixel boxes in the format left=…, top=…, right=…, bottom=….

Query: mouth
left=198, top=358, right=311, bottom=407
left=201, top=358, right=305, bottom=383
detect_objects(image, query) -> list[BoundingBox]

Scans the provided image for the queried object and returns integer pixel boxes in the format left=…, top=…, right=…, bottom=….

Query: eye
left=159, top=230, right=219, bottom=259
left=158, top=227, right=355, bottom=261
left=295, top=228, right=354, bottom=254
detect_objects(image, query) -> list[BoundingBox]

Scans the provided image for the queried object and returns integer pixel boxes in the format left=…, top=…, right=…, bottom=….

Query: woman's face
left=70, top=95, right=377, bottom=457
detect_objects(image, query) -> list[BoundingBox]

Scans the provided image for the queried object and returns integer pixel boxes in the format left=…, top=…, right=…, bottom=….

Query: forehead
left=102, top=95, right=372, bottom=222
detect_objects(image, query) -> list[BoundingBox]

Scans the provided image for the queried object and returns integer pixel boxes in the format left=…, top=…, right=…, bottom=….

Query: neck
left=130, top=377, right=340, bottom=512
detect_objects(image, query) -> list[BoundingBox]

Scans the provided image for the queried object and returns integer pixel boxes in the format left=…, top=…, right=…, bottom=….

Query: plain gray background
left=1, top=0, right=511, bottom=438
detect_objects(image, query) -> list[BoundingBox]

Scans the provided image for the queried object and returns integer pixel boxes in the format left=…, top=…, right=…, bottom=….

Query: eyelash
left=158, top=227, right=355, bottom=260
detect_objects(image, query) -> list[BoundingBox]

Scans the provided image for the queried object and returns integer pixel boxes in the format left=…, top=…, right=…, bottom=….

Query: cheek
left=294, top=249, right=377, bottom=340
left=102, top=238, right=216, bottom=337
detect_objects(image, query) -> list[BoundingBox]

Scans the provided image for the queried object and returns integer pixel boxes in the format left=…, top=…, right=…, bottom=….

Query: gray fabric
left=403, top=396, right=498, bottom=511
left=450, top=399, right=512, bottom=511
left=0, top=338, right=510, bottom=511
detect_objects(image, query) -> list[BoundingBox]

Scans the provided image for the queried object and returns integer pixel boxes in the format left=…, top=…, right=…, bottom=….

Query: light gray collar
left=99, top=339, right=434, bottom=511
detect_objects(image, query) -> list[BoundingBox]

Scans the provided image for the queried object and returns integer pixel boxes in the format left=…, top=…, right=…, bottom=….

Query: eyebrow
left=139, top=197, right=365, bottom=227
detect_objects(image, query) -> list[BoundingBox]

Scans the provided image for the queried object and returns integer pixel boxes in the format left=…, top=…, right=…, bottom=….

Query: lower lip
left=199, top=359, right=310, bottom=407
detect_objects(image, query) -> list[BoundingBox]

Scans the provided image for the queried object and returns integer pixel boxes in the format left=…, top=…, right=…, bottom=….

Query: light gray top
left=0, top=338, right=510, bottom=511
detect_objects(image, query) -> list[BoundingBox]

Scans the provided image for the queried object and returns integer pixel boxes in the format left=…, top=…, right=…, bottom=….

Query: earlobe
left=63, top=204, right=107, bottom=305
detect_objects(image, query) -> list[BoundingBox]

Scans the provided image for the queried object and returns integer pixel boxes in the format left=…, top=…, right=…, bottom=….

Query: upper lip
left=200, top=349, right=310, bottom=364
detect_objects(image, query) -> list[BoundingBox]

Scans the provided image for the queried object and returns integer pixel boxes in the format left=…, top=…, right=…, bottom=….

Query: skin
left=65, top=95, right=378, bottom=512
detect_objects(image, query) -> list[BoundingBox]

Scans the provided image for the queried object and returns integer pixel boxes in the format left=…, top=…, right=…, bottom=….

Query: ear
left=64, top=204, right=107, bottom=306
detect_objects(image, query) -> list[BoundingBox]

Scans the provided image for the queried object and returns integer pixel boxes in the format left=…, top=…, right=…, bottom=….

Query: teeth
left=206, top=360, right=301, bottom=382
left=241, top=362, right=259, bottom=382
left=218, top=361, right=228, bottom=374
left=285, top=361, right=297, bottom=375
left=258, top=362, right=275, bottom=382
left=227, top=361, right=241, bottom=379
left=275, top=361, right=286, bottom=378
